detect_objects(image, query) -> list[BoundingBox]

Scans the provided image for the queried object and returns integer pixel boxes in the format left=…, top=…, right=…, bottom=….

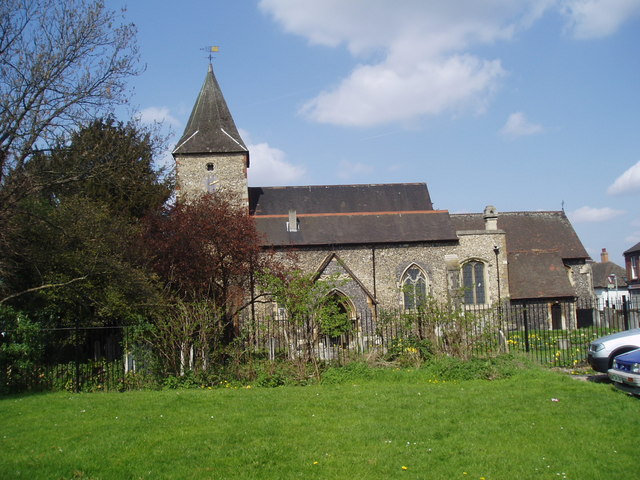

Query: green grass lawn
left=0, top=365, right=636, bottom=480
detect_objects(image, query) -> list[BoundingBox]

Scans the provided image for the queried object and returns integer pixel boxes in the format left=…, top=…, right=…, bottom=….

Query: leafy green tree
left=0, top=0, right=141, bottom=278
left=1, top=119, right=171, bottom=327
left=5, top=197, right=157, bottom=327
left=32, top=117, right=172, bottom=219
left=259, top=270, right=351, bottom=362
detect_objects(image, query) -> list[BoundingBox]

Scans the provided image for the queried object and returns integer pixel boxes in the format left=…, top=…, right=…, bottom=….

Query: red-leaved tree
left=143, top=193, right=271, bottom=345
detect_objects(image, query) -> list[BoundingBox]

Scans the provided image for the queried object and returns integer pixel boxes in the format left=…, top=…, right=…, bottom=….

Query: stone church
left=173, top=65, right=593, bottom=328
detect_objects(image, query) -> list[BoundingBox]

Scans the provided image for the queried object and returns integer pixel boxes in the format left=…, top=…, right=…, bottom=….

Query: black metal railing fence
left=0, top=325, right=128, bottom=394
left=237, top=296, right=639, bottom=367
left=2, top=296, right=638, bottom=393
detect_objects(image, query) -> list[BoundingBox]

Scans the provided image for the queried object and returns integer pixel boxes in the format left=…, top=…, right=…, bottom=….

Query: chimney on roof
left=483, top=205, right=498, bottom=231
left=287, top=209, right=298, bottom=232
left=601, top=248, right=609, bottom=263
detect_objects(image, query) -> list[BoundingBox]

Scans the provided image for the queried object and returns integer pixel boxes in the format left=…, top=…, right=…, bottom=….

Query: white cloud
left=240, top=129, right=306, bottom=186
left=260, top=0, right=551, bottom=127
left=569, top=206, right=626, bottom=223
left=500, top=112, right=543, bottom=137
left=561, top=0, right=640, bottom=39
left=137, top=106, right=180, bottom=127
left=260, top=1, right=638, bottom=127
left=607, top=161, right=640, bottom=195
left=302, top=55, right=504, bottom=127
left=246, top=141, right=305, bottom=186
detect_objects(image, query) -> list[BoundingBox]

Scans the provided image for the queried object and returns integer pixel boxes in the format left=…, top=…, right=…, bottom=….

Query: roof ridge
left=451, top=210, right=565, bottom=216
left=253, top=210, right=448, bottom=218
left=250, top=182, right=427, bottom=190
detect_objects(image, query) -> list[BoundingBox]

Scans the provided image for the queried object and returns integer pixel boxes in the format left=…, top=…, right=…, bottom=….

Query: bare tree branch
left=0, top=275, right=89, bottom=305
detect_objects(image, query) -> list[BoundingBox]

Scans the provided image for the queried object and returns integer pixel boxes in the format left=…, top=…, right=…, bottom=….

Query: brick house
left=624, top=242, right=640, bottom=302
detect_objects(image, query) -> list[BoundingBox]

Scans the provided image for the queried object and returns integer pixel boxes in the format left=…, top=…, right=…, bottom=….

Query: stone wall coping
left=456, top=230, right=506, bottom=236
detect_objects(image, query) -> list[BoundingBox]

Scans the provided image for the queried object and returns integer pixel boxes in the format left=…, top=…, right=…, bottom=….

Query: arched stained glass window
left=402, top=266, right=427, bottom=310
left=462, top=261, right=485, bottom=305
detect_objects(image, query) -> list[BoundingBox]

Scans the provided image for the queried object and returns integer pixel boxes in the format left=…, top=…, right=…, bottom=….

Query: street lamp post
left=493, top=246, right=501, bottom=307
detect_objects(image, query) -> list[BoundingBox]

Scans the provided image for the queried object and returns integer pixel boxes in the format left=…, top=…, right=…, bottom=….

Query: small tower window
left=206, top=163, right=214, bottom=171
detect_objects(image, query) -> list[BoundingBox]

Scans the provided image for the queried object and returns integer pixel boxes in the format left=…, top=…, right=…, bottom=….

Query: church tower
left=173, top=64, right=249, bottom=209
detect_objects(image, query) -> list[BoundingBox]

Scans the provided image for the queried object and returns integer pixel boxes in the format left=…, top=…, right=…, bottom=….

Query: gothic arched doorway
left=325, top=290, right=357, bottom=348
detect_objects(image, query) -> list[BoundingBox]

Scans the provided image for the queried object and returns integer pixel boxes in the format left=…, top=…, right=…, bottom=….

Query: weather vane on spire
left=200, top=45, right=220, bottom=63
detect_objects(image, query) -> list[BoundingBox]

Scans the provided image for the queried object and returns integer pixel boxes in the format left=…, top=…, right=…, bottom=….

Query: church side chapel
left=173, top=64, right=594, bottom=341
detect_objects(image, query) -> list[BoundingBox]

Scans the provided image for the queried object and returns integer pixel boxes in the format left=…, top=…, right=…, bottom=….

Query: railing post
left=623, top=295, right=629, bottom=331
left=523, top=304, right=531, bottom=353
left=74, top=316, right=80, bottom=393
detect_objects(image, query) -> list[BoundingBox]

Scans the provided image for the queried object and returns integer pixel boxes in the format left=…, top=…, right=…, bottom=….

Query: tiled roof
left=591, top=261, right=628, bottom=288
left=452, top=211, right=590, bottom=300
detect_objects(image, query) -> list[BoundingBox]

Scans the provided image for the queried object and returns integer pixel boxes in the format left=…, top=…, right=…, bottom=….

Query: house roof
left=624, top=242, right=640, bottom=255
left=451, top=211, right=590, bottom=300
left=173, top=64, right=248, bottom=157
left=591, top=261, right=628, bottom=289
left=250, top=183, right=458, bottom=247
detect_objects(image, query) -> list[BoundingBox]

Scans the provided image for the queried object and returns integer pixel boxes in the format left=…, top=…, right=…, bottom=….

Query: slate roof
left=250, top=183, right=458, bottom=247
left=249, top=183, right=434, bottom=215
left=624, top=242, right=640, bottom=255
left=452, top=211, right=590, bottom=300
left=173, top=64, right=248, bottom=157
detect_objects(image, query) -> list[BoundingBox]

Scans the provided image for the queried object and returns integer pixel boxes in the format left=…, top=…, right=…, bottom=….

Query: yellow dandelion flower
left=402, top=466, right=408, bottom=470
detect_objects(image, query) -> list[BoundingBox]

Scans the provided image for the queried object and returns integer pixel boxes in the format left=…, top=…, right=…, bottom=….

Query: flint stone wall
left=175, top=152, right=249, bottom=208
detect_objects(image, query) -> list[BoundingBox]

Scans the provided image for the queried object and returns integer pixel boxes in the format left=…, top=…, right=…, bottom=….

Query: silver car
left=588, top=328, right=640, bottom=373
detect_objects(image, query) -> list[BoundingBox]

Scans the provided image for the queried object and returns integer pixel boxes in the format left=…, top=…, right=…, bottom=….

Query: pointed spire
left=173, top=64, right=248, bottom=157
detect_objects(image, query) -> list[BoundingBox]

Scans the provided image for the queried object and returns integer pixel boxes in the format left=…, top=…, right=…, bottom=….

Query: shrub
left=0, top=306, right=45, bottom=393
left=321, top=362, right=375, bottom=384
left=384, top=336, right=433, bottom=366
left=423, top=354, right=525, bottom=381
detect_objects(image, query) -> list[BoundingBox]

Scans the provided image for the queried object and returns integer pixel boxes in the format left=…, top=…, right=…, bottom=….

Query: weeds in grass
left=0, top=358, right=636, bottom=480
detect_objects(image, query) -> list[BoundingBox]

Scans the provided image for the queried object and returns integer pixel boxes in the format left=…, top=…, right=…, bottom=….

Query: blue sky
left=109, top=0, right=640, bottom=266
